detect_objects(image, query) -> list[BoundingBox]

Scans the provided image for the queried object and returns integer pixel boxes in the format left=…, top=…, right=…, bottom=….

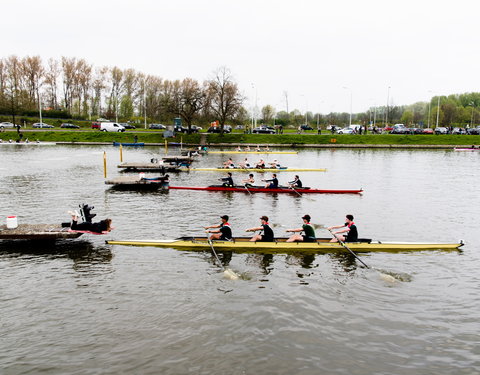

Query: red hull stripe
left=169, top=186, right=363, bottom=194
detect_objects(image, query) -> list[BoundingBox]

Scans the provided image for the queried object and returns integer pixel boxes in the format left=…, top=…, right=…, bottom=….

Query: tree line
left=0, top=55, right=244, bottom=133
left=1, top=55, right=479, bottom=131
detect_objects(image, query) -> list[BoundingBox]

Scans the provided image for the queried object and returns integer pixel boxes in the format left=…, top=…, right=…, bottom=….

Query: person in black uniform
left=263, top=173, right=278, bottom=188
left=328, top=214, right=358, bottom=243
left=288, top=175, right=302, bottom=188
left=69, top=211, right=112, bottom=234
left=220, top=172, right=234, bottom=187
left=245, top=215, right=275, bottom=242
left=205, top=215, right=233, bottom=241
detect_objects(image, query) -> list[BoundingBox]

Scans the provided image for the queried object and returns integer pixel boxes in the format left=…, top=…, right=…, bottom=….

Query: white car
left=336, top=127, right=354, bottom=134
left=0, top=122, right=17, bottom=129
left=32, top=122, right=55, bottom=128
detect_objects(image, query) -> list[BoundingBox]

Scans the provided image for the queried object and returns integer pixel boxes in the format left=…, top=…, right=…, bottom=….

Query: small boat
left=453, top=147, right=480, bottom=151
left=113, top=142, right=145, bottom=147
left=117, top=162, right=182, bottom=172
left=106, top=236, right=464, bottom=252
left=179, top=167, right=327, bottom=172
left=0, top=224, right=84, bottom=240
left=208, top=151, right=298, bottom=154
left=169, top=185, right=363, bottom=194
left=105, top=176, right=169, bottom=190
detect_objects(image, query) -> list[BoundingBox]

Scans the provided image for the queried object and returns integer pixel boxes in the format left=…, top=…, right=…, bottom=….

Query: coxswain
left=288, top=175, right=302, bottom=188
left=255, top=159, right=266, bottom=168
left=328, top=214, right=358, bottom=243
left=223, top=158, right=235, bottom=168
left=220, top=172, right=234, bottom=187
left=205, top=215, right=232, bottom=241
left=245, top=215, right=275, bottom=242
left=286, top=214, right=316, bottom=242
left=69, top=211, right=113, bottom=234
left=263, top=173, right=278, bottom=189
left=242, top=173, right=255, bottom=187
left=239, top=158, right=251, bottom=168
left=268, top=159, right=281, bottom=168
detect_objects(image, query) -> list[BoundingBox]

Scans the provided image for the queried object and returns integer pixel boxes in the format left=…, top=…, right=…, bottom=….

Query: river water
left=0, top=144, right=479, bottom=375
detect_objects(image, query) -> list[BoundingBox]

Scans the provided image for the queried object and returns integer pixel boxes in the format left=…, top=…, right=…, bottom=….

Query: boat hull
left=169, top=185, right=363, bottom=194
left=179, top=167, right=327, bottom=172
left=107, top=237, right=463, bottom=253
left=208, top=151, right=298, bottom=154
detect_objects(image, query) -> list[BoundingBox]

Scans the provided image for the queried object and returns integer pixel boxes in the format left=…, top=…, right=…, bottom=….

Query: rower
left=242, top=173, right=255, bottom=187
left=236, top=146, right=242, bottom=151
left=220, top=172, right=234, bottom=187
left=288, top=175, right=302, bottom=188
left=255, top=159, right=266, bottom=168
left=246, top=215, right=275, bottom=242
left=263, top=173, right=278, bottom=189
left=245, top=145, right=251, bottom=151
left=265, top=145, right=270, bottom=151
left=268, top=159, right=281, bottom=168
left=286, top=214, right=316, bottom=242
left=255, top=145, right=261, bottom=151
left=223, top=158, right=235, bottom=168
left=328, top=214, right=358, bottom=243
left=239, top=158, right=251, bottom=168
left=205, top=215, right=232, bottom=241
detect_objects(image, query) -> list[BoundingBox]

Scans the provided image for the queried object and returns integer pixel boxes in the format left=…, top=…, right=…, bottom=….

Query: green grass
left=0, top=130, right=479, bottom=146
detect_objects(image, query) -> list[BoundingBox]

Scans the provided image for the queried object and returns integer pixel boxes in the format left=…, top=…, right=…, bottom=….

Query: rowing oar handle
left=328, top=229, right=369, bottom=269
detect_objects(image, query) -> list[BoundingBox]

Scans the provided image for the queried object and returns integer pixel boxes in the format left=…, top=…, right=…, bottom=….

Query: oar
left=328, top=229, right=396, bottom=282
left=207, top=238, right=239, bottom=280
left=244, top=184, right=252, bottom=195
left=289, top=185, right=302, bottom=197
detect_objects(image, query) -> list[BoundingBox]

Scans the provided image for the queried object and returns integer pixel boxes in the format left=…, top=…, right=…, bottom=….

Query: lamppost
left=470, top=101, right=475, bottom=127
left=435, top=95, right=441, bottom=128
left=427, top=90, right=433, bottom=129
left=385, top=86, right=391, bottom=126
left=342, top=87, right=352, bottom=127
left=251, top=83, right=257, bottom=131
left=143, top=77, right=147, bottom=129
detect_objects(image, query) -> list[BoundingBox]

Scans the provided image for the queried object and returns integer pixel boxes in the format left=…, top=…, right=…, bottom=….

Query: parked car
left=336, top=127, right=354, bottom=134
left=32, top=122, right=54, bottom=128
left=235, top=125, right=244, bottom=130
left=466, top=127, right=480, bottom=135
left=300, top=124, right=313, bottom=131
left=383, top=126, right=394, bottom=132
left=422, top=128, right=434, bottom=134
left=390, top=124, right=411, bottom=134
left=100, top=122, right=125, bottom=132
left=174, top=125, right=200, bottom=133
left=252, top=126, right=275, bottom=134
left=120, top=123, right=136, bottom=129
left=92, top=121, right=101, bottom=129
left=452, top=127, right=466, bottom=135
left=60, top=123, right=80, bottom=129
left=207, top=126, right=231, bottom=133
left=149, top=123, right=166, bottom=130
left=434, top=127, right=449, bottom=135
left=0, top=122, right=17, bottom=129
left=410, top=127, right=424, bottom=134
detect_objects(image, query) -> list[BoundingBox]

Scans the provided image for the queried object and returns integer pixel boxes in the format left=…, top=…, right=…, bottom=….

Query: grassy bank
left=0, top=130, right=479, bottom=146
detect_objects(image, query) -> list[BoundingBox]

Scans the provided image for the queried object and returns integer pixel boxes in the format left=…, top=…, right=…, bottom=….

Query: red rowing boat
left=169, top=185, right=363, bottom=194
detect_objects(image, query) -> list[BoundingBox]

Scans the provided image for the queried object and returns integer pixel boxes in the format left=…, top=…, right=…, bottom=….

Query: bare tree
left=207, top=67, right=243, bottom=133
left=4, top=56, right=23, bottom=125
left=168, top=78, right=206, bottom=132
left=21, top=55, right=44, bottom=110
left=44, top=58, right=60, bottom=109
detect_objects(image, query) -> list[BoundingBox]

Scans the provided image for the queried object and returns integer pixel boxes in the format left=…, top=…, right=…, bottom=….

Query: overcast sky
left=2, top=0, right=479, bottom=115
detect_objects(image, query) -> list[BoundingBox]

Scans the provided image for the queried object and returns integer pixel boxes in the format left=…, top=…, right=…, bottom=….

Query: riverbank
left=1, top=130, right=479, bottom=148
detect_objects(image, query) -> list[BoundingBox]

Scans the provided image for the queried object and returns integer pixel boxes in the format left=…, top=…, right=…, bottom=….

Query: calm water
left=0, top=144, right=479, bottom=375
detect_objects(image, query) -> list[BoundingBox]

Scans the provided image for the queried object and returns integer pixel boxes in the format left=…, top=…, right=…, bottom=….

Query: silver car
left=0, top=122, right=17, bottom=129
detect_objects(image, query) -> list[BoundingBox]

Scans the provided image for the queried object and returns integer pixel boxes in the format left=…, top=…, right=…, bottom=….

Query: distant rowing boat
left=453, top=147, right=480, bottom=151
left=113, top=142, right=145, bottom=147
left=169, top=185, right=363, bottom=194
left=179, top=167, right=327, bottom=172
left=107, top=236, right=464, bottom=252
left=208, top=151, right=298, bottom=154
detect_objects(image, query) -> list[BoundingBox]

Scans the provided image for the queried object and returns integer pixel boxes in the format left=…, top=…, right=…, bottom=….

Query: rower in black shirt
left=328, top=214, right=358, bottom=243
left=263, top=173, right=278, bottom=188
left=221, top=172, right=234, bottom=187
left=205, top=215, right=232, bottom=240
left=246, top=215, right=275, bottom=242
left=288, top=175, right=302, bottom=188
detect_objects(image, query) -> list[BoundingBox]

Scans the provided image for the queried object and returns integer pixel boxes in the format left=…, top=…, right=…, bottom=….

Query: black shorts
left=219, top=236, right=232, bottom=241
left=302, top=235, right=316, bottom=243
left=258, top=236, right=274, bottom=242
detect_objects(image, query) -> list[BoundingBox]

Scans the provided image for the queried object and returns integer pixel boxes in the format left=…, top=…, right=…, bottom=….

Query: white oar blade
left=223, top=268, right=239, bottom=280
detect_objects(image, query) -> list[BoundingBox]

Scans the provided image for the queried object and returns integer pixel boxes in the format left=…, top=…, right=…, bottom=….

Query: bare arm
left=246, top=226, right=263, bottom=232
left=286, top=227, right=303, bottom=233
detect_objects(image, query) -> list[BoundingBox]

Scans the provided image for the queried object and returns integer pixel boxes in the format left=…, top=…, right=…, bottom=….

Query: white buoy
left=6, top=216, right=18, bottom=229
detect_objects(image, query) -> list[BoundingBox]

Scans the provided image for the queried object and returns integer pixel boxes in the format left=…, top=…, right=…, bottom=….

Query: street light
left=342, top=87, right=352, bottom=127
left=427, top=90, right=433, bottom=129
left=385, top=86, right=391, bottom=126
left=470, top=101, right=475, bottom=127
left=435, top=95, right=441, bottom=128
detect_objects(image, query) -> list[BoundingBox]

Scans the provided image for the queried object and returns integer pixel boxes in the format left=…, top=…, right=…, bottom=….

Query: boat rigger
left=106, top=236, right=464, bottom=252
left=178, top=167, right=327, bottom=172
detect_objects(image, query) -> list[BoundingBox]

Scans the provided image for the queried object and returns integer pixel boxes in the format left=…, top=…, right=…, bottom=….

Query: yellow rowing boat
left=107, top=237, right=464, bottom=253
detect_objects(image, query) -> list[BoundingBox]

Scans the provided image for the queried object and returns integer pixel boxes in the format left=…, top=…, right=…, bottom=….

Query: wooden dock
left=0, top=224, right=83, bottom=240
left=117, top=162, right=181, bottom=172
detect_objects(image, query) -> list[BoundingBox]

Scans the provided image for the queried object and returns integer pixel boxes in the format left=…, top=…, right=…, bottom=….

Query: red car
left=422, top=128, right=434, bottom=134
